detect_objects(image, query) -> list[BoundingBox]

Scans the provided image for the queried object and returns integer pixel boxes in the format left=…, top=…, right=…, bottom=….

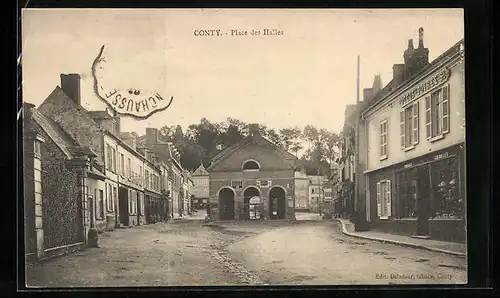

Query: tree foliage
left=156, top=118, right=340, bottom=175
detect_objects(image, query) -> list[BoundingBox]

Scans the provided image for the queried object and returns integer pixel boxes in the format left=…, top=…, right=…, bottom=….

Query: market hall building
left=207, top=124, right=299, bottom=221
left=360, top=29, right=465, bottom=243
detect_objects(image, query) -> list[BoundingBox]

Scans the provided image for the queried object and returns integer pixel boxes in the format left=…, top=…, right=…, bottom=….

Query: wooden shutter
left=380, top=122, right=385, bottom=156
left=442, top=85, right=450, bottom=134
left=376, top=182, right=382, bottom=217
left=412, top=102, right=419, bottom=145
left=386, top=180, right=392, bottom=217
left=400, top=110, right=405, bottom=149
left=425, top=96, right=432, bottom=139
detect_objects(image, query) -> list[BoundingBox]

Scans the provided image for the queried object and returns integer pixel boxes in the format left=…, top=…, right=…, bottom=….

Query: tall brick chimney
left=403, top=28, right=429, bottom=79
left=60, top=73, right=82, bottom=106
left=146, top=127, right=159, bottom=147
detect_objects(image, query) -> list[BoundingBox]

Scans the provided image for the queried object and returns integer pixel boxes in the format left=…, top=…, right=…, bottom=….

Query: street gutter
left=334, top=219, right=466, bottom=258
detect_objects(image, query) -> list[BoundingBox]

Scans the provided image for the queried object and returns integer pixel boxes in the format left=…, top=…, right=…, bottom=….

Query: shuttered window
left=401, top=102, right=419, bottom=150
left=427, top=84, right=450, bottom=140
left=380, top=119, right=388, bottom=158
left=376, top=179, right=392, bottom=219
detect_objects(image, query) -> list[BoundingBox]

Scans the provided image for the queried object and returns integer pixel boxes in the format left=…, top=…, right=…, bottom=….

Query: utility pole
left=354, top=55, right=361, bottom=229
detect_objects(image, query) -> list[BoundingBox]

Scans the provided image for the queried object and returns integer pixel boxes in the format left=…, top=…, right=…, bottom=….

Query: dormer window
left=242, top=160, right=260, bottom=171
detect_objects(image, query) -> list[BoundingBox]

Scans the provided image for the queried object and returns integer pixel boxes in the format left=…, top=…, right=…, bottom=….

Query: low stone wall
left=370, top=219, right=418, bottom=236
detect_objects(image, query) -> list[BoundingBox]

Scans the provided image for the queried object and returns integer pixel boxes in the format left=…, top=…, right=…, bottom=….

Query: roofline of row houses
left=103, top=129, right=162, bottom=172
left=361, top=38, right=464, bottom=120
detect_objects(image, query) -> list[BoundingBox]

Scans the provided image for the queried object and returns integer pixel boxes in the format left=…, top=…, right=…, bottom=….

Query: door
left=416, top=165, right=431, bottom=235
left=118, top=188, right=129, bottom=226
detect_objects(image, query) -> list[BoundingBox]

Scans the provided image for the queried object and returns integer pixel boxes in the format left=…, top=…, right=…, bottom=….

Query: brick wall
left=35, top=124, right=84, bottom=249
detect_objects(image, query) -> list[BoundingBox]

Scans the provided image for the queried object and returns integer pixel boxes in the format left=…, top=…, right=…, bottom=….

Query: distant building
left=307, top=175, right=327, bottom=213
left=192, top=163, right=209, bottom=209
left=207, top=124, right=299, bottom=221
left=294, top=167, right=309, bottom=211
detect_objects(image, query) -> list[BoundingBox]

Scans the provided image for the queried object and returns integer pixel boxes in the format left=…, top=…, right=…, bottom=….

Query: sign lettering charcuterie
left=91, top=45, right=174, bottom=119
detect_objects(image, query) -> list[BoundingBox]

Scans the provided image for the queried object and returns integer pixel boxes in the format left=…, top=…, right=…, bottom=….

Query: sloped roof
left=193, top=163, right=209, bottom=176
left=30, top=107, right=79, bottom=159
left=361, top=38, right=464, bottom=117
left=88, top=110, right=113, bottom=120
left=207, top=134, right=298, bottom=171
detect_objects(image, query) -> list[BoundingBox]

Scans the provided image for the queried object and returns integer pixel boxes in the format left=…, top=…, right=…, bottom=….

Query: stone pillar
left=33, top=135, right=45, bottom=259
left=66, top=157, right=92, bottom=246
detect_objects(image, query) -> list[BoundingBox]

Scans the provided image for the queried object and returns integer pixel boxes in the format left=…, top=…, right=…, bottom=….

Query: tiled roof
left=30, top=108, right=79, bottom=159
left=361, top=38, right=464, bottom=116
left=88, top=110, right=113, bottom=120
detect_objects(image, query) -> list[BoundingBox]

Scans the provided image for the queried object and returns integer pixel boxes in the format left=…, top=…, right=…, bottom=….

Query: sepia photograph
left=21, top=8, right=466, bottom=287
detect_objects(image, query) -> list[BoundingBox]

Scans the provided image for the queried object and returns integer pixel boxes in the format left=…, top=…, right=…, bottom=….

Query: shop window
left=425, top=85, right=450, bottom=141
left=431, top=157, right=463, bottom=219
left=379, top=119, right=388, bottom=159
left=397, top=169, right=417, bottom=218
left=376, top=179, right=392, bottom=219
left=400, top=101, right=419, bottom=150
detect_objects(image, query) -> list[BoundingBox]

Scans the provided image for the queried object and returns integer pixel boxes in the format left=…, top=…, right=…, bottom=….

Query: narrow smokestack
left=60, top=73, right=81, bottom=106
left=418, top=27, right=424, bottom=48
left=407, top=39, right=414, bottom=51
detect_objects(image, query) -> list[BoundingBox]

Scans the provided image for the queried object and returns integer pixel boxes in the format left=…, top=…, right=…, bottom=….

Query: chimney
left=60, top=74, right=81, bottom=106
left=418, top=27, right=424, bottom=48
left=363, top=88, right=374, bottom=102
left=146, top=127, right=159, bottom=147
left=372, top=74, right=383, bottom=93
left=393, top=63, right=405, bottom=85
left=114, top=116, right=121, bottom=134
left=248, top=123, right=260, bottom=136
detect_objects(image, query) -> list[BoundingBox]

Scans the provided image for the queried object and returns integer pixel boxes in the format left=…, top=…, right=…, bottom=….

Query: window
left=106, top=184, right=113, bottom=211
left=96, top=189, right=104, bottom=219
left=312, top=189, right=315, bottom=194
left=34, top=140, right=41, bottom=156
left=376, top=179, right=392, bottom=219
left=111, top=148, right=117, bottom=172
left=145, top=170, right=150, bottom=189
left=243, top=160, right=260, bottom=170
left=127, top=158, right=131, bottom=178
left=138, top=193, right=143, bottom=215
left=400, top=101, right=419, bottom=150
left=231, top=180, right=243, bottom=189
left=426, top=85, right=450, bottom=140
left=106, top=144, right=112, bottom=170
left=120, top=153, right=125, bottom=176
left=113, top=186, right=117, bottom=211
left=139, top=166, right=143, bottom=185
left=380, top=119, right=388, bottom=159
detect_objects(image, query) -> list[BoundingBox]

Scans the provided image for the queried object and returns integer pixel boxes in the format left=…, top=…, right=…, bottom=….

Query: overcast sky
left=22, top=9, right=464, bottom=136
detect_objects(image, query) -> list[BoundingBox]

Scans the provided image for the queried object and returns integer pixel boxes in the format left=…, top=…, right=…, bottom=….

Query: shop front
left=368, top=143, right=465, bottom=243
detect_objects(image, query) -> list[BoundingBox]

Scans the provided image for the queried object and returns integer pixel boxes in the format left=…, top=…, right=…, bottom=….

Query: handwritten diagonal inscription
left=91, top=45, right=173, bottom=119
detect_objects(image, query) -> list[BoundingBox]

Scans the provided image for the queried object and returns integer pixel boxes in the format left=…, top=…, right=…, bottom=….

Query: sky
left=21, top=9, right=464, bottom=136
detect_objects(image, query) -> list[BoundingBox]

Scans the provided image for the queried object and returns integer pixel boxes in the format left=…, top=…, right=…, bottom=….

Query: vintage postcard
left=20, top=8, right=466, bottom=287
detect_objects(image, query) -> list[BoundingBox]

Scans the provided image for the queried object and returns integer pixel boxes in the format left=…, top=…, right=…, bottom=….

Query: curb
left=334, top=219, right=466, bottom=258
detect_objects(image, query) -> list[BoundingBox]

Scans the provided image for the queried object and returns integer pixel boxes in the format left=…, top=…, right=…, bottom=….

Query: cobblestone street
left=25, top=218, right=467, bottom=287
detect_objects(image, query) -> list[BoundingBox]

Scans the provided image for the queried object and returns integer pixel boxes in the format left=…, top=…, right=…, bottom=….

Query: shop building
left=360, top=29, right=465, bottom=243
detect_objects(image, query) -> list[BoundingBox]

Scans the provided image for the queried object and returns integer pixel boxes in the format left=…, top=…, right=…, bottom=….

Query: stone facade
left=207, top=126, right=298, bottom=221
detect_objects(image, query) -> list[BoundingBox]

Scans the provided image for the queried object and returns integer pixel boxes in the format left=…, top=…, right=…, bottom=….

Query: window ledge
left=428, top=134, right=445, bottom=142
left=379, top=216, right=389, bottom=220
left=379, top=155, right=388, bottom=161
left=403, top=145, right=415, bottom=152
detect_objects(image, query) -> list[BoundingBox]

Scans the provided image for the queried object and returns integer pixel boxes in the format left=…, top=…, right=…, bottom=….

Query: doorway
left=269, top=187, right=286, bottom=220
left=243, top=187, right=262, bottom=220
left=416, top=165, right=431, bottom=236
left=218, top=188, right=235, bottom=221
left=118, top=187, right=130, bottom=226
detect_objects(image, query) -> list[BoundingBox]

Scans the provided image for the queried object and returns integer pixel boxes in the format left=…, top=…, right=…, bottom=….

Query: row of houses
left=335, top=28, right=465, bottom=243
left=23, top=74, right=194, bottom=261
